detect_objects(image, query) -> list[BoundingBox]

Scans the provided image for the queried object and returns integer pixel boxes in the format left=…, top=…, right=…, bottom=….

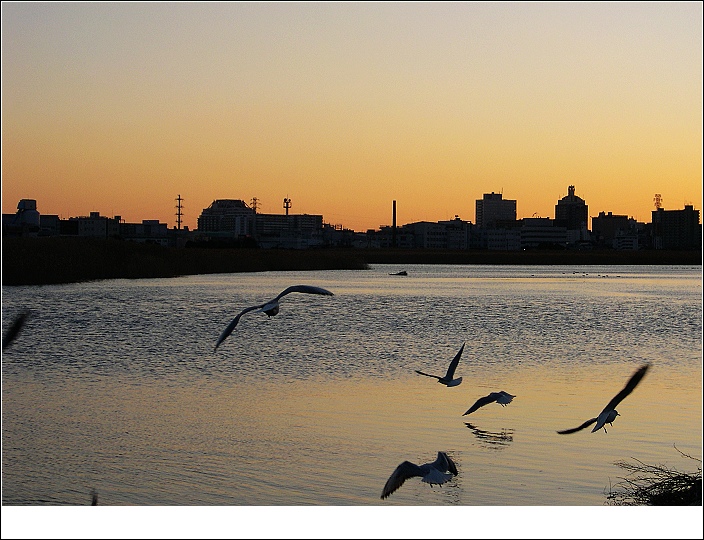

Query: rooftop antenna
left=283, top=197, right=291, bottom=216
left=653, top=193, right=662, bottom=210
left=175, top=194, right=184, bottom=230
left=251, top=197, right=259, bottom=214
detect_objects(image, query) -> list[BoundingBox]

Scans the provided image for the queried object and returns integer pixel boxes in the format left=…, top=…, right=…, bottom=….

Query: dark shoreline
left=1, top=236, right=701, bottom=286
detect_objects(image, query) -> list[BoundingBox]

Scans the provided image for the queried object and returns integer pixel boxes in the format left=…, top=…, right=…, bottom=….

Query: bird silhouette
left=463, top=391, right=515, bottom=416
left=415, top=343, right=465, bottom=387
left=381, top=451, right=458, bottom=499
left=214, top=285, right=334, bottom=350
left=557, top=363, right=650, bottom=434
left=2, top=310, right=30, bottom=351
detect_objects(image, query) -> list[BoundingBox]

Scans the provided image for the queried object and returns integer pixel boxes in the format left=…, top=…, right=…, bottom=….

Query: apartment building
left=475, top=192, right=516, bottom=229
left=652, top=205, right=701, bottom=249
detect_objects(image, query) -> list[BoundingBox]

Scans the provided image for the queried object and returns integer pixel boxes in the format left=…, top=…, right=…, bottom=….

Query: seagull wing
left=444, top=342, right=465, bottom=379
left=214, top=305, right=262, bottom=351
left=381, top=461, right=423, bottom=499
left=495, top=391, right=516, bottom=404
left=2, top=311, right=29, bottom=351
left=434, top=451, right=458, bottom=476
left=275, top=285, right=334, bottom=301
left=463, top=392, right=501, bottom=416
left=415, top=370, right=440, bottom=380
left=557, top=417, right=598, bottom=435
left=600, top=363, right=650, bottom=414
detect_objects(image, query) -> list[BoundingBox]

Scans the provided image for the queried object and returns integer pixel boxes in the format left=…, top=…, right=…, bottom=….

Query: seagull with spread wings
left=557, top=363, right=650, bottom=435
left=463, top=390, right=515, bottom=416
left=415, top=343, right=465, bottom=387
left=214, top=285, right=334, bottom=351
left=381, top=451, right=458, bottom=500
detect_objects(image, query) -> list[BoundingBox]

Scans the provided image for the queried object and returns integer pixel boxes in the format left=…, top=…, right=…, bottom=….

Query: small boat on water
left=389, top=270, right=408, bottom=276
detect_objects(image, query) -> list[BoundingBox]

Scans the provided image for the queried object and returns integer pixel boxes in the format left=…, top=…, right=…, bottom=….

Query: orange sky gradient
left=2, top=2, right=702, bottom=232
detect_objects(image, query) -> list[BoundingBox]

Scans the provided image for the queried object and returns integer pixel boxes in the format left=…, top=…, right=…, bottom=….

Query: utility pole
left=175, top=194, right=184, bottom=230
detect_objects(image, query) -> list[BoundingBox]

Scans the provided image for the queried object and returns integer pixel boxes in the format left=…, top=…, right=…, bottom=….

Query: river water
left=2, top=264, right=702, bottom=536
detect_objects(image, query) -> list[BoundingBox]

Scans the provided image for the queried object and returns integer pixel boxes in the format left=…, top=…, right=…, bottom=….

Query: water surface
left=2, top=264, right=701, bottom=511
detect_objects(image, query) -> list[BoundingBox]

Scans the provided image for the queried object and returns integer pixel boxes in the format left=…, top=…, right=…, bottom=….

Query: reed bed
left=606, top=447, right=702, bottom=506
left=1, top=237, right=369, bottom=285
left=2, top=236, right=701, bottom=286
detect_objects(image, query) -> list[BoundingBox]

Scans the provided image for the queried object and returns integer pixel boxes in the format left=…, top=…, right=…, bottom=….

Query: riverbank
left=1, top=236, right=701, bottom=286
left=360, top=247, right=703, bottom=266
left=1, top=237, right=369, bottom=286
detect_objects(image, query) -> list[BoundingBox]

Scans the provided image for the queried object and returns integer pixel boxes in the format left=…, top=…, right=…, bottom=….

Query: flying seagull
left=2, top=310, right=30, bottom=351
left=557, top=363, right=651, bottom=435
left=415, top=343, right=465, bottom=387
left=214, top=285, right=334, bottom=351
left=381, top=451, right=458, bottom=500
left=463, top=391, right=515, bottom=416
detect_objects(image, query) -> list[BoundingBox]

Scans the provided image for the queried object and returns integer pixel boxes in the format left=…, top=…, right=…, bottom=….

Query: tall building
left=475, top=192, right=516, bottom=228
left=555, top=185, right=588, bottom=230
left=651, top=205, right=701, bottom=249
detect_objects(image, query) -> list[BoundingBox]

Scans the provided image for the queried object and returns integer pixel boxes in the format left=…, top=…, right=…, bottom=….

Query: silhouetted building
left=68, top=212, right=121, bottom=238
left=520, top=217, right=567, bottom=249
left=486, top=227, right=521, bottom=250
left=555, top=185, right=588, bottom=228
left=373, top=225, right=414, bottom=249
left=197, top=199, right=254, bottom=236
left=555, top=185, right=589, bottom=244
left=39, top=214, right=61, bottom=236
left=591, top=211, right=639, bottom=250
left=195, top=198, right=326, bottom=248
left=2, top=199, right=41, bottom=237
left=120, top=219, right=169, bottom=246
left=439, top=217, right=473, bottom=250
left=484, top=217, right=567, bottom=251
left=372, top=217, right=473, bottom=249
left=321, top=223, right=357, bottom=247
left=612, top=232, right=639, bottom=250
left=254, top=213, right=324, bottom=248
left=254, top=213, right=322, bottom=236
left=476, top=192, right=516, bottom=229
left=60, top=219, right=79, bottom=236
left=651, top=205, right=701, bottom=250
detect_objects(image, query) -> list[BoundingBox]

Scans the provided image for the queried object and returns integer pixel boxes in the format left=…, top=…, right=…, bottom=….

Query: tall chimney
left=392, top=200, right=397, bottom=248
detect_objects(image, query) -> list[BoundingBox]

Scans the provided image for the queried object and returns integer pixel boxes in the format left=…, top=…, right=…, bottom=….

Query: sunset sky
left=2, top=2, right=702, bottom=232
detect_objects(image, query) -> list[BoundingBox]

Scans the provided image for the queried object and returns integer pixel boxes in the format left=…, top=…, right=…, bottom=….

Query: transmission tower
left=251, top=197, right=259, bottom=214
left=283, top=197, right=292, bottom=215
left=175, top=194, right=184, bottom=230
left=653, top=193, right=662, bottom=210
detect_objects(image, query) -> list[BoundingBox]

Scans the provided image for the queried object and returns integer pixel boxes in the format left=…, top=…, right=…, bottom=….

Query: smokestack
left=392, top=200, right=397, bottom=248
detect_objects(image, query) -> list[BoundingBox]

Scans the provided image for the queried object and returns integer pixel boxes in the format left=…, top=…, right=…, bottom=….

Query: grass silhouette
left=606, top=446, right=702, bottom=506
